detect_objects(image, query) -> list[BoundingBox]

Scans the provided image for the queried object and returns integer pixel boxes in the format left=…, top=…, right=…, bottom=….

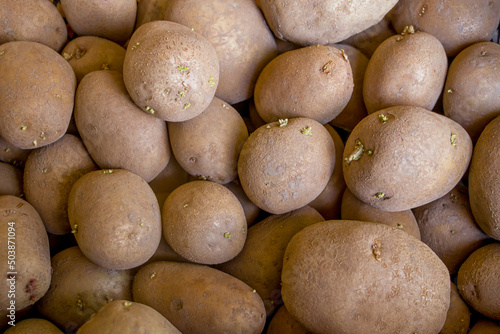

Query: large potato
left=282, top=220, right=450, bottom=334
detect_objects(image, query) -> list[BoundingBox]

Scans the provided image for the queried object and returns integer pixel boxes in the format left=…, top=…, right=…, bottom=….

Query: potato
left=76, top=300, right=181, bottom=334
left=238, top=117, right=335, bottom=214
left=4, top=318, right=62, bottom=334
left=0, top=196, right=51, bottom=314
left=168, top=97, right=248, bottom=184
left=343, top=105, right=472, bottom=212
left=61, top=36, right=126, bottom=83
left=123, top=21, right=219, bottom=122
left=469, top=114, right=500, bottom=240
left=0, top=162, right=22, bottom=197
left=133, top=261, right=266, bottom=334
left=457, top=243, right=500, bottom=320
left=341, top=188, right=421, bottom=239
left=363, top=29, right=448, bottom=114
left=254, top=45, right=353, bottom=124
left=0, top=41, right=76, bottom=149
left=267, top=305, right=311, bottom=334
left=0, top=136, right=31, bottom=168
left=75, top=70, right=170, bottom=182
left=390, top=0, right=500, bottom=57
left=60, top=0, right=136, bottom=45
left=68, top=169, right=162, bottom=270
left=469, top=318, right=500, bottom=334
left=224, top=179, right=261, bottom=227
left=443, top=42, right=500, bottom=142
left=282, top=220, right=450, bottom=334
left=148, top=154, right=191, bottom=206
left=145, top=236, right=188, bottom=265
left=135, top=0, right=171, bottom=29
left=164, top=0, right=277, bottom=104
left=412, top=183, right=490, bottom=274
left=259, top=0, right=399, bottom=45
left=23, top=134, right=98, bottom=235
left=439, top=283, right=471, bottom=334
left=162, top=180, right=246, bottom=264
left=216, top=206, right=324, bottom=315
left=37, top=246, right=134, bottom=331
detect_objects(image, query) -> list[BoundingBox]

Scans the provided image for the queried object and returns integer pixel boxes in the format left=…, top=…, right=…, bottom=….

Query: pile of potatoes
left=1, top=0, right=500, bottom=333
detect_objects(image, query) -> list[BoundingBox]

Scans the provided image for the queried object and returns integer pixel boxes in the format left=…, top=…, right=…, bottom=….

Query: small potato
left=267, top=305, right=311, bottom=334
left=254, top=45, right=353, bottom=124
left=162, top=180, right=246, bottom=265
left=76, top=300, right=181, bottom=334
left=0, top=136, right=31, bottom=168
left=133, top=261, right=266, bottom=334
left=4, top=318, right=62, bottom=334
left=0, top=162, right=22, bottom=197
left=61, top=36, right=126, bottom=83
left=439, top=283, right=471, bottom=334
left=363, top=29, right=448, bottom=114
left=0, top=41, right=76, bottom=149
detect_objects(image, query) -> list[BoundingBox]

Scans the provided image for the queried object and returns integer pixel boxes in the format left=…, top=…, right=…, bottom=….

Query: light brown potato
left=0, top=41, right=76, bottom=149
left=23, top=134, right=98, bottom=235
left=0, top=162, right=22, bottom=197
left=439, top=283, right=471, bottom=334
left=4, top=318, right=62, bottom=334
left=267, top=305, right=311, bottom=334
left=282, top=220, right=450, bottom=334
left=133, top=261, right=266, bottom=334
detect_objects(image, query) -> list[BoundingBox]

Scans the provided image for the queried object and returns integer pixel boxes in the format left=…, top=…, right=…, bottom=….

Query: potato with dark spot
left=0, top=162, right=22, bottom=197
left=4, top=318, right=63, bottom=334
left=123, top=21, right=219, bottom=122
left=440, top=283, right=471, bottom=334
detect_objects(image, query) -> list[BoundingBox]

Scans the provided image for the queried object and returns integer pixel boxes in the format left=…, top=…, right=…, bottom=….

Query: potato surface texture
left=281, top=220, right=450, bottom=334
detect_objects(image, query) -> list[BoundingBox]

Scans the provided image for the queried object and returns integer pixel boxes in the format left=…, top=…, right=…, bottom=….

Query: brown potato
left=0, top=136, right=31, bottom=168
left=148, top=154, right=191, bottom=207
left=4, top=318, right=62, bottom=334
left=23, top=134, right=98, bottom=235
left=224, top=179, right=261, bottom=227
left=0, top=162, right=22, bottom=197
left=0, top=41, right=76, bottom=149
left=439, top=283, right=471, bottom=334
left=469, top=318, right=500, bottom=334
left=145, top=236, right=189, bottom=265
left=123, top=21, right=219, bottom=122
left=133, top=261, right=266, bottom=334
left=282, top=220, right=450, bottom=334
left=135, top=0, right=171, bottom=29
left=267, top=305, right=311, bottom=334
left=68, top=169, right=162, bottom=270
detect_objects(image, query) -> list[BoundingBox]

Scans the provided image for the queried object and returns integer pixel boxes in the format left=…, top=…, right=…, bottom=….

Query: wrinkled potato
left=0, top=162, right=22, bottom=197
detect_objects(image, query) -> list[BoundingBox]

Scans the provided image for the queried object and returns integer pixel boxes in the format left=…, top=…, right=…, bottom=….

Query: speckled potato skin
left=412, top=183, right=490, bottom=274
left=439, top=283, right=471, bottom=334
left=457, top=243, right=500, bottom=320
left=164, top=0, right=277, bottom=104
left=23, top=134, right=98, bottom=235
left=216, top=206, right=324, bottom=315
left=75, top=70, right=170, bottom=183
left=390, top=0, right=500, bottom=57
left=363, top=31, right=447, bottom=114
left=61, top=0, right=136, bottom=45
left=267, top=306, right=311, bottom=334
left=168, top=97, right=248, bottom=184
left=0, top=0, right=67, bottom=52
left=162, top=180, right=246, bottom=265
left=37, top=247, right=134, bottom=330
left=61, top=36, right=126, bottom=83
left=469, top=115, right=500, bottom=240
left=254, top=45, right=353, bottom=125
left=4, top=318, right=63, bottom=334
left=281, top=220, right=450, bottom=334
left=123, top=21, right=219, bottom=122
left=341, top=188, right=421, bottom=239
left=259, top=0, right=399, bottom=45
left=0, top=162, right=22, bottom=197
left=238, top=117, right=335, bottom=214
left=343, top=106, right=472, bottom=212
left=0, top=41, right=76, bottom=149
left=133, top=261, right=266, bottom=334
left=443, top=42, right=500, bottom=142
left=76, top=300, right=181, bottom=334
left=68, top=169, right=162, bottom=270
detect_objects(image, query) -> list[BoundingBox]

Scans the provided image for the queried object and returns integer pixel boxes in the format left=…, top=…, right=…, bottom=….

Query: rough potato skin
left=133, top=261, right=266, bottom=334
left=238, top=117, right=335, bottom=214
left=363, top=31, right=447, bottom=114
left=123, top=21, right=219, bottom=122
left=439, top=283, right=471, bottom=334
left=68, top=169, right=162, bottom=270
left=0, top=41, right=76, bottom=149
left=259, top=0, right=399, bottom=45
left=457, top=243, right=500, bottom=320
left=343, top=106, right=472, bottom=212
left=23, top=134, right=98, bottom=235
left=281, top=220, right=450, bottom=334
left=469, top=115, right=500, bottom=240
left=443, top=42, right=500, bottom=142
left=4, top=318, right=62, bottom=334
left=0, top=162, right=22, bottom=197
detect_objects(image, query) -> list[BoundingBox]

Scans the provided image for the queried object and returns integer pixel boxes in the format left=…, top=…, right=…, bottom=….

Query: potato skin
left=225, top=180, right=261, bottom=227
left=343, top=106, right=472, bottom=212
left=0, top=162, right=22, bottom=197
left=468, top=318, right=500, bottom=334
left=3, top=318, right=63, bottom=334
left=0, top=136, right=31, bottom=168
left=68, top=169, right=162, bottom=270
left=135, top=0, right=171, bottom=29
left=123, top=21, right=219, bottom=122
left=281, top=220, right=450, bottom=334
left=439, top=283, right=471, bottom=334
left=0, top=41, right=76, bottom=149
left=267, top=306, right=312, bottom=334
left=133, top=261, right=266, bottom=334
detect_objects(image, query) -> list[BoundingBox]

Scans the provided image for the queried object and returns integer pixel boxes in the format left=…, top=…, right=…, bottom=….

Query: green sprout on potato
left=373, top=192, right=385, bottom=199
left=279, top=119, right=288, bottom=127
left=177, top=91, right=185, bottom=97
left=450, top=133, right=457, bottom=146
left=177, top=65, right=189, bottom=72
left=378, top=114, right=389, bottom=123
left=71, top=224, right=78, bottom=234
left=4, top=148, right=10, bottom=152
left=145, top=106, right=155, bottom=114
left=209, top=77, right=216, bottom=87
left=344, top=139, right=364, bottom=165
left=32, top=140, right=37, bottom=147
left=0, top=51, right=5, bottom=56
left=123, top=301, right=133, bottom=307
left=131, top=42, right=140, bottom=51
left=300, top=126, right=312, bottom=136
left=103, top=169, right=113, bottom=174
left=183, top=102, right=191, bottom=109
left=77, top=299, right=84, bottom=310
left=224, top=232, right=231, bottom=239
left=150, top=272, right=156, bottom=279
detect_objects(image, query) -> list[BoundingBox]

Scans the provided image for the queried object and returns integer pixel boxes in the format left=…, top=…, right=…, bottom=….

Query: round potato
left=439, top=283, right=471, bottom=334
left=0, top=162, right=22, bottom=197
left=0, top=41, right=76, bottom=149
left=267, top=305, right=311, bottom=334
left=4, top=318, right=62, bottom=334
left=123, top=21, right=219, bottom=122
left=238, top=117, right=335, bottom=214
left=68, top=169, right=162, bottom=270
left=343, top=106, right=472, bottom=212
left=282, top=220, right=450, bottom=334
